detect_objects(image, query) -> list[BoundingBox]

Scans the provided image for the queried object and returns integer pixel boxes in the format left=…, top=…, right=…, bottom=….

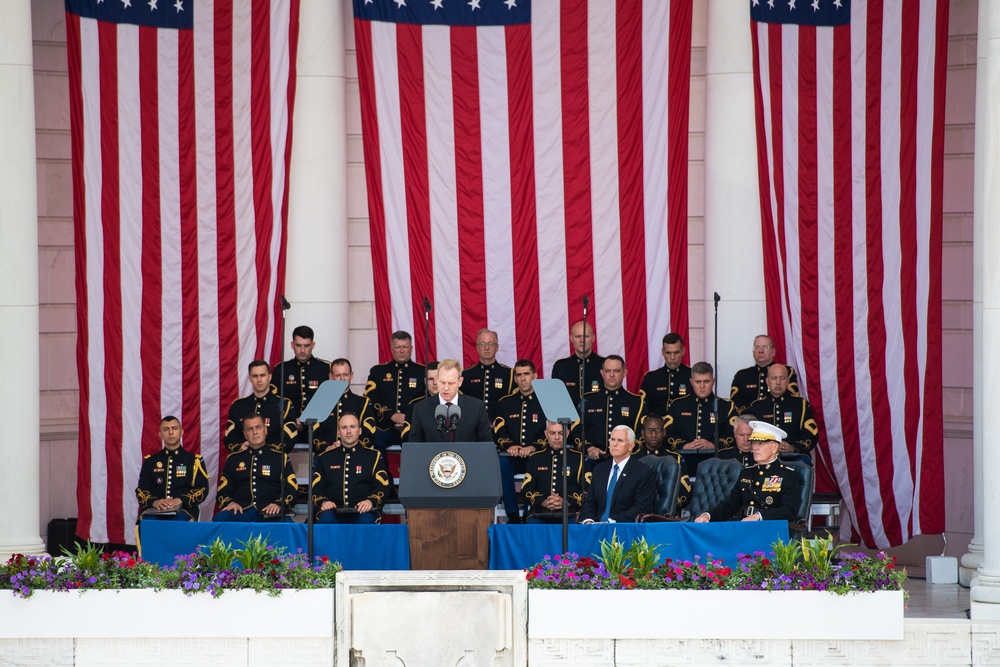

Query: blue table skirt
left=487, top=521, right=789, bottom=570
left=139, top=519, right=788, bottom=572
left=139, top=521, right=411, bottom=570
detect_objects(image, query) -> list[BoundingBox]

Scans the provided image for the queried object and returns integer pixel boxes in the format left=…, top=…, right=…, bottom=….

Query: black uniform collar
left=758, top=456, right=781, bottom=469
left=393, top=361, right=411, bottom=369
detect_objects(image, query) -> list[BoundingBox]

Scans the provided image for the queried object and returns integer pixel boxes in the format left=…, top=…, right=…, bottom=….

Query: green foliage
left=1, top=536, right=342, bottom=599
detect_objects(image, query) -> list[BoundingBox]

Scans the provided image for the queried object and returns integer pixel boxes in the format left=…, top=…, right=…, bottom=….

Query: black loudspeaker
left=46, top=517, right=79, bottom=556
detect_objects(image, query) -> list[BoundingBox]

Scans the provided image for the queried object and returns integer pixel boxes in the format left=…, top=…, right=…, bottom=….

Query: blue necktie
left=600, top=463, right=620, bottom=522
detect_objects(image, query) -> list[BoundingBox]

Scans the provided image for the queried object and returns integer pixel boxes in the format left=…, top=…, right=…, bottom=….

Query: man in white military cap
left=693, top=421, right=802, bottom=523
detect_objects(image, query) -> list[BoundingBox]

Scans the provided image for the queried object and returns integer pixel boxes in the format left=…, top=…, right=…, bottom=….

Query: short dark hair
left=160, top=415, right=181, bottom=427
left=243, top=413, right=265, bottom=428
left=391, top=330, right=413, bottom=343
left=248, top=359, right=270, bottom=374
left=642, top=413, right=664, bottom=427
left=426, top=360, right=439, bottom=371
left=514, top=359, right=536, bottom=373
left=691, top=361, right=714, bottom=376
left=662, top=332, right=685, bottom=346
left=603, top=354, right=626, bottom=370
left=330, top=358, right=353, bottom=373
left=292, top=325, right=315, bottom=340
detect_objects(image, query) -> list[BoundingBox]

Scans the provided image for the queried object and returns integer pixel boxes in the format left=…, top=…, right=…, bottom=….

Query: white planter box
left=528, top=589, right=904, bottom=640
left=0, top=589, right=335, bottom=639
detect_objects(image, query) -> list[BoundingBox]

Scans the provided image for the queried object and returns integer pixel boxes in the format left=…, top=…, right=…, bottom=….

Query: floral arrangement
left=526, top=533, right=906, bottom=597
left=0, top=535, right=341, bottom=599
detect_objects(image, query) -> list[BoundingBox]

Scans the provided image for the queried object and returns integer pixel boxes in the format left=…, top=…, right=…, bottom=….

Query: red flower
left=320, top=555, right=330, bottom=564
left=761, top=557, right=770, bottom=566
left=125, top=558, right=136, bottom=568
left=270, top=558, right=281, bottom=566
left=887, top=563, right=895, bottom=570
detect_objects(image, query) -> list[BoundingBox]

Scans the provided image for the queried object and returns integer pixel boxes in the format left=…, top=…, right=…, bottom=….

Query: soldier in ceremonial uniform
left=312, top=358, right=376, bottom=452
left=729, top=334, right=800, bottom=414
left=493, top=359, right=547, bottom=524
left=215, top=414, right=298, bottom=522
left=365, top=331, right=426, bottom=450
left=272, top=325, right=329, bottom=445
left=135, top=416, right=209, bottom=521
left=663, top=361, right=736, bottom=453
left=639, top=332, right=693, bottom=418
left=633, top=413, right=692, bottom=509
left=462, top=329, right=515, bottom=422
left=550, top=320, right=605, bottom=403
left=312, top=413, right=391, bottom=524
left=571, top=355, right=644, bottom=462
left=225, top=360, right=298, bottom=454
left=493, top=360, right=547, bottom=454
left=694, top=421, right=802, bottom=523
left=522, top=421, right=590, bottom=523
left=402, top=361, right=438, bottom=442
left=718, top=414, right=757, bottom=467
left=747, top=364, right=817, bottom=457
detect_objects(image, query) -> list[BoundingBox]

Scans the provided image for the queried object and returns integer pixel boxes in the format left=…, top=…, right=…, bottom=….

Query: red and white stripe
left=751, top=0, right=946, bottom=548
left=355, top=0, right=691, bottom=387
left=68, top=0, right=300, bottom=544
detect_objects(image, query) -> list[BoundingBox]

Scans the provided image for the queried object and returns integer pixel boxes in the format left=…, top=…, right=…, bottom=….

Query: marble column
left=284, top=0, right=349, bottom=360
left=962, top=0, right=987, bottom=588
left=971, top=0, right=1000, bottom=620
left=703, top=0, right=767, bottom=384
left=0, top=0, right=45, bottom=558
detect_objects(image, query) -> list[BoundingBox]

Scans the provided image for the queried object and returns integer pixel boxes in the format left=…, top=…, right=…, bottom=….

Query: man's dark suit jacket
left=408, top=393, right=493, bottom=443
left=577, top=456, right=656, bottom=523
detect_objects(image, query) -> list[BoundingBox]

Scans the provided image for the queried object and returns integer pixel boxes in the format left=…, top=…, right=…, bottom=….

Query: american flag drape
left=67, top=0, right=300, bottom=544
left=353, top=0, right=691, bottom=388
left=750, top=0, right=947, bottom=547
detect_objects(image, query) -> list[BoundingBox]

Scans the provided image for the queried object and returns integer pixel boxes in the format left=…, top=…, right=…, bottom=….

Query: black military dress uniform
left=572, top=387, right=645, bottom=457
left=135, top=446, right=209, bottom=520
left=462, top=361, right=515, bottom=422
left=718, top=447, right=755, bottom=467
left=311, top=444, right=391, bottom=519
left=493, top=390, right=547, bottom=453
left=521, top=446, right=589, bottom=519
left=663, top=394, right=737, bottom=452
left=225, top=392, right=298, bottom=453
left=216, top=444, right=298, bottom=511
left=311, top=391, right=376, bottom=452
left=729, top=362, right=800, bottom=415
left=747, top=392, right=818, bottom=454
left=704, top=457, right=802, bottom=521
left=365, top=360, right=426, bottom=444
left=630, top=446, right=693, bottom=510
left=272, top=355, right=330, bottom=444
left=550, top=353, right=606, bottom=403
left=639, top=363, right=692, bottom=418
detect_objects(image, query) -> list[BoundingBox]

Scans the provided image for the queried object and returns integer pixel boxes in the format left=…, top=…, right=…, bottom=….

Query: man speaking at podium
left=408, top=359, right=492, bottom=443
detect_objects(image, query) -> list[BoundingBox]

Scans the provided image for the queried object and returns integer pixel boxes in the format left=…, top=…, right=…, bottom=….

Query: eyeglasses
left=753, top=345, right=773, bottom=351
left=642, top=428, right=663, bottom=434
left=477, top=342, right=498, bottom=348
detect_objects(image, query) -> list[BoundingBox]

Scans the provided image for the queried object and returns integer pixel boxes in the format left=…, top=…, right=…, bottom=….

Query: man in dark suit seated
left=578, top=425, right=656, bottom=523
left=694, top=421, right=801, bottom=523
left=407, top=358, right=493, bottom=443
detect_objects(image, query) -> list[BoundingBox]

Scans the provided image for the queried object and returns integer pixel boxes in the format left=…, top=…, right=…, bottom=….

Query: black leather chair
left=687, top=457, right=743, bottom=519
left=635, top=456, right=681, bottom=521
left=782, top=459, right=814, bottom=537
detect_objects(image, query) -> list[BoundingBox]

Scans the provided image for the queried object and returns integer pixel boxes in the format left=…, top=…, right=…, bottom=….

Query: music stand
left=532, top=379, right=580, bottom=553
left=299, top=379, right=349, bottom=562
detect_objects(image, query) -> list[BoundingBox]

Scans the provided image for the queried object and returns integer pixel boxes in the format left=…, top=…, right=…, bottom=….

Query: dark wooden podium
left=399, top=443, right=502, bottom=570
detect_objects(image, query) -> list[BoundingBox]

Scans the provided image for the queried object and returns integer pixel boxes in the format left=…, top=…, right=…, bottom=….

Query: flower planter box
left=0, top=589, right=335, bottom=639
left=528, top=589, right=904, bottom=640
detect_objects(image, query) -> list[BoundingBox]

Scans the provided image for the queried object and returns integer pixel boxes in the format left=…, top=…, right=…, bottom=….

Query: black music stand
left=532, top=378, right=580, bottom=553
left=299, top=379, right=349, bottom=562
